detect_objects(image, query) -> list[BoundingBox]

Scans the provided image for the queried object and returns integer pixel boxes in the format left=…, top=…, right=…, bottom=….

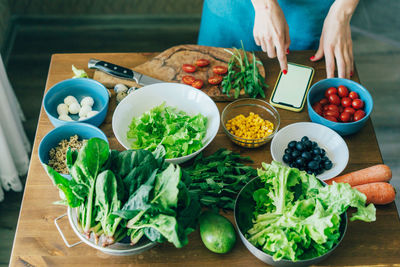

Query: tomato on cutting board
left=192, top=79, right=204, bottom=89
left=212, top=65, right=228, bottom=75
left=182, top=75, right=196, bottom=85
left=208, top=75, right=223, bottom=85
left=196, top=59, right=210, bottom=67
left=182, top=64, right=196, bottom=73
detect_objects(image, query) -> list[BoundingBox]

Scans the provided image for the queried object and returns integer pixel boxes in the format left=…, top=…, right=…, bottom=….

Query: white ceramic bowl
left=270, top=122, right=349, bottom=180
left=112, top=83, right=220, bottom=164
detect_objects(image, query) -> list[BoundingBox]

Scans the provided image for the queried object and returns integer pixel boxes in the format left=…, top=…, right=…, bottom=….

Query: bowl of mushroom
left=43, top=78, right=109, bottom=127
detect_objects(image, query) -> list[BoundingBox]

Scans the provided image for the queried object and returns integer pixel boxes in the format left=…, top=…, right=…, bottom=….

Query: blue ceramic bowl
left=43, top=78, right=109, bottom=127
left=38, top=123, right=108, bottom=177
left=307, top=78, right=373, bottom=136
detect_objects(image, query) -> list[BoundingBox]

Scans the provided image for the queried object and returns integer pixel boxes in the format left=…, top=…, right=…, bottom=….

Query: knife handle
left=88, top=59, right=135, bottom=81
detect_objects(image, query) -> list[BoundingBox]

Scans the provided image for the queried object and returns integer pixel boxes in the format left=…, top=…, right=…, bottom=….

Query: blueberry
left=315, top=168, right=323, bottom=175
left=301, top=151, right=312, bottom=161
left=320, top=149, right=326, bottom=157
left=291, top=150, right=301, bottom=158
left=288, top=141, right=297, bottom=149
left=321, top=156, right=329, bottom=162
left=296, top=157, right=305, bottom=167
left=324, top=160, right=333, bottom=170
left=308, top=160, right=319, bottom=170
left=299, top=166, right=305, bottom=171
left=304, top=140, right=312, bottom=149
left=312, top=141, right=318, bottom=148
left=289, top=162, right=297, bottom=168
left=285, top=148, right=292, bottom=154
left=296, top=142, right=305, bottom=151
left=312, top=147, right=322, bottom=155
left=307, top=170, right=314, bottom=175
left=301, top=136, right=309, bottom=143
left=283, top=154, right=292, bottom=163
left=313, top=155, right=322, bottom=162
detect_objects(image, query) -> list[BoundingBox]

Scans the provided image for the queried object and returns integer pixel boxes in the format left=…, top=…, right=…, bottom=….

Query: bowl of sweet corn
left=221, top=99, right=280, bottom=148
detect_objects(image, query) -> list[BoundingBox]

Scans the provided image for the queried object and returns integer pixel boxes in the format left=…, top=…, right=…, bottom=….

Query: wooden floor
left=0, top=19, right=399, bottom=266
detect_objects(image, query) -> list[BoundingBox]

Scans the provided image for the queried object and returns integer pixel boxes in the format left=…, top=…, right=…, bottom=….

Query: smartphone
left=269, top=63, right=314, bottom=112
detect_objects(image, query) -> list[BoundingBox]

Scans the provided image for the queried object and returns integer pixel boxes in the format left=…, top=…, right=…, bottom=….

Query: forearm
left=331, top=0, right=360, bottom=22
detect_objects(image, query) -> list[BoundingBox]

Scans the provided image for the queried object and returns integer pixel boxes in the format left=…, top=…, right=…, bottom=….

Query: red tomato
left=354, top=110, right=366, bottom=121
left=319, top=98, right=329, bottom=106
left=195, top=58, right=210, bottom=67
left=352, top=99, right=364, bottom=109
left=325, top=87, right=338, bottom=98
left=192, top=79, right=204, bottom=89
left=324, top=115, right=338, bottom=122
left=323, top=105, right=330, bottom=111
left=340, top=112, right=351, bottom=122
left=343, top=107, right=356, bottom=115
left=312, top=103, right=323, bottom=115
left=328, top=94, right=341, bottom=105
left=208, top=75, right=223, bottom=85
left=182, top=64, right=196, bottom=73
left=212, top=65, right=228, bottom=75
left=341, top=97, right=352, bottom=108
left=349, top=91, right=359, bottom=100
left=338, top=85, right=349, bottom=98
left=182, top=75, right=195, bottom=85
left=326, top=104, right=339, bottom=112
left=324, top=110, right=340, bottom=118
left=339, top=106, right=344, bottom=113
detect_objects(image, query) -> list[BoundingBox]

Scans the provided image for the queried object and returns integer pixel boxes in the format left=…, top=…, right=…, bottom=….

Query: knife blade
left=88, top=58, right=164, bottom=86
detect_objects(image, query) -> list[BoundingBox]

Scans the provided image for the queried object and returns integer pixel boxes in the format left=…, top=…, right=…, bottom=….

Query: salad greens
left=45, top=138, right=200, bottom=248
left=127, top=102, right=208, bottom=159
left=184, top=148, right=257, bottom=210
left=72, top=65, right=89, bottom=78
left=221, top=43, right=268, bottom=99
left=247, top=161, right=376, bottom=262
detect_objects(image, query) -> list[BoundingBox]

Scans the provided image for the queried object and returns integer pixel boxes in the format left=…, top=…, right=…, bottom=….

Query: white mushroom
left=68, top=102, right=81, bottom=114
left=64, top=95, right=78, bottom=106
left=58, top=114, right=73, bottom=121
left=116, top=91, right=127, bottom=103
left=79, top=105, right=92, bottom=118
left=80, top=96, right=94, bottom=107
left=114, top=84, right=128, bottom=94
left=86, top=110, right=99, bottom=118
left=57, top=103, right=69, bottom=115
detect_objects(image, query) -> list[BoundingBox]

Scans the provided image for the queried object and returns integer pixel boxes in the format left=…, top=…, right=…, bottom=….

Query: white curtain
left=0, top=55, right=30, bottom=201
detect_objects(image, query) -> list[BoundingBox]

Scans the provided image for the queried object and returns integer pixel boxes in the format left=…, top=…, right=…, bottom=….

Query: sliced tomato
left=212, top=65, right=228, bottom=75
left=208, top=75, right=223, bottom=85
left=182, top=75, right=195, bottom=85
left=196, top=59, right=210, bottom=67
left=192, top=79, right=204, bottom=89
left=182, top=64, right=196, bottom=73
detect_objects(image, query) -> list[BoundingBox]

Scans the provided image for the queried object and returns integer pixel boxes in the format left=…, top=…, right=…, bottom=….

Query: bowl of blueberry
left=270, top=122, right=349, bottom=180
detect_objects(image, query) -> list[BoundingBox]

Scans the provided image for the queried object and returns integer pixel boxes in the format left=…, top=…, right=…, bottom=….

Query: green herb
left=184, top=148, right=257, bottom=210
left=72, top=65, right=88, bottom=78
left=247, top=161, right=376, bottom=262
left=221, top=42, right=268, bottom=98
left=127, top=102, right=207, bottom=159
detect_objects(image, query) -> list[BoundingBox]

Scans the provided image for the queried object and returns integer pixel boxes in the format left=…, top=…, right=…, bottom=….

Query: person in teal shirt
left=198, top=0, right=359, bottom=79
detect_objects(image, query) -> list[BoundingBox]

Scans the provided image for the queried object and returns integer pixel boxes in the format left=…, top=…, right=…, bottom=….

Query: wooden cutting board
left=93, top=44, right=266, bottom=101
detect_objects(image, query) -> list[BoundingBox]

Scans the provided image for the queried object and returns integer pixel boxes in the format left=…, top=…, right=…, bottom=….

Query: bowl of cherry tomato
left=307, top=78, right=373, bottom=136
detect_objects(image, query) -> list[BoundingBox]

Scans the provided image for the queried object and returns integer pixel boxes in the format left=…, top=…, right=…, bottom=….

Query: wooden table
left=9, top=52, right=400, bottom=266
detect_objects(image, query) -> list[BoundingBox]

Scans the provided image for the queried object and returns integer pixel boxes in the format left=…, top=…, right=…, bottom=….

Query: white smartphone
left=269, top=63, right=314, bottom=112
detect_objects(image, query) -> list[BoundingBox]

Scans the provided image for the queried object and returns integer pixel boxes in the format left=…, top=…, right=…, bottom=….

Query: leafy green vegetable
left=126, top=102, right=207, bottom=159
left=221, top=42, right=268, bottom=98
left=184, top=148, right=257, bottom=210
left=247, top=161, right=376, bottom=262
left=72, top=65, right=89, bottom=78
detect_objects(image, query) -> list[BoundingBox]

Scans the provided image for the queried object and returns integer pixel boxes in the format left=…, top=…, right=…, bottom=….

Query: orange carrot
left=354, top=182, right=396, bottom=205
left=326, top=164, right=392, bottom=186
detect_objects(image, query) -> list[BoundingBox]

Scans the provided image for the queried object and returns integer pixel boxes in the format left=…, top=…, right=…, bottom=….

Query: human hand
left=311, top=0, right=359, bottom=79
left=252, top=0, right=290, bottom=74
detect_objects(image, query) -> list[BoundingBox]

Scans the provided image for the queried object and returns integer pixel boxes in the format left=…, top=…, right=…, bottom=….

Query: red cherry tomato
left=328, top=94, right=341, bottom=105
left=182, top=75, right=195, bottom=85
left=340, top=112, right=351, bottom=122
left=325, top=87, right=338, bottom=98
left=192, top=79, right=204, bottom=89
left=324, top=115, right=338, bottom=122
left=212, top=65, right=228, bottom=75
left=312, top=103, right=323, bottom=115
left=352, top=99, right=364, bottom=110
left=338, top=85, right=349, bottom=98
left=343, top=107, right=356, bottom=115
left=354, top=110, right=366, bottom=121
left=319, top=98, right=329, bottom=106
left=195, top=58, right=210, bottom=67
left=323, top=105, right=329, bottom=111
left=208, top=75, right=223, bottom=85
left=339, top=106, right=344, bottom=113
left=182, top=64, right=196, bottom=73
left=341, top=97, right=352, bottom=108
left=326, top=104, right=339, bottom=112
left=349, top=91, right=359, bottom=100
left=324, top=110, right=340, bottom=118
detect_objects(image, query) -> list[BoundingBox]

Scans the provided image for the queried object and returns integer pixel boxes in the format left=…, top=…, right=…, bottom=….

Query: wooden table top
left=9, top=51, right=400, bottom=266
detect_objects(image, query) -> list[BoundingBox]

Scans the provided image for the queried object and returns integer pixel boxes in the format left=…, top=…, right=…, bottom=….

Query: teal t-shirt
left=198, top=0, right=335, bottom=51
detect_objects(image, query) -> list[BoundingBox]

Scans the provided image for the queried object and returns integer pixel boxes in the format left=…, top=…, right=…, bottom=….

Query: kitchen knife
left=88, top=59, right=164, bottom=86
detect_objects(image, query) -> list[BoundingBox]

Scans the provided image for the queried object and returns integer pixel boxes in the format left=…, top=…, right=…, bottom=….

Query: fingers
left=335, top=48, right=347, bottom=78
left=343, top=48, right=351, bottom=79
left=254, top=35, right=261, bottom=47
left=266, top=38, right=277, bottom=58
left=284, top=24, right=291, bottom=52
left=311, top=33, right=325, bottom=62
left=348, top=39, right=354, bottom=77
left=275, top=42, right=288, bottom=74
left=325, top=47, right=335, bottom=78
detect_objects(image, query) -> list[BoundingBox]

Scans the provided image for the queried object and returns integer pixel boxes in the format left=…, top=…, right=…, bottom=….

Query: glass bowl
left=221, top=99, right=280, bottom=148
